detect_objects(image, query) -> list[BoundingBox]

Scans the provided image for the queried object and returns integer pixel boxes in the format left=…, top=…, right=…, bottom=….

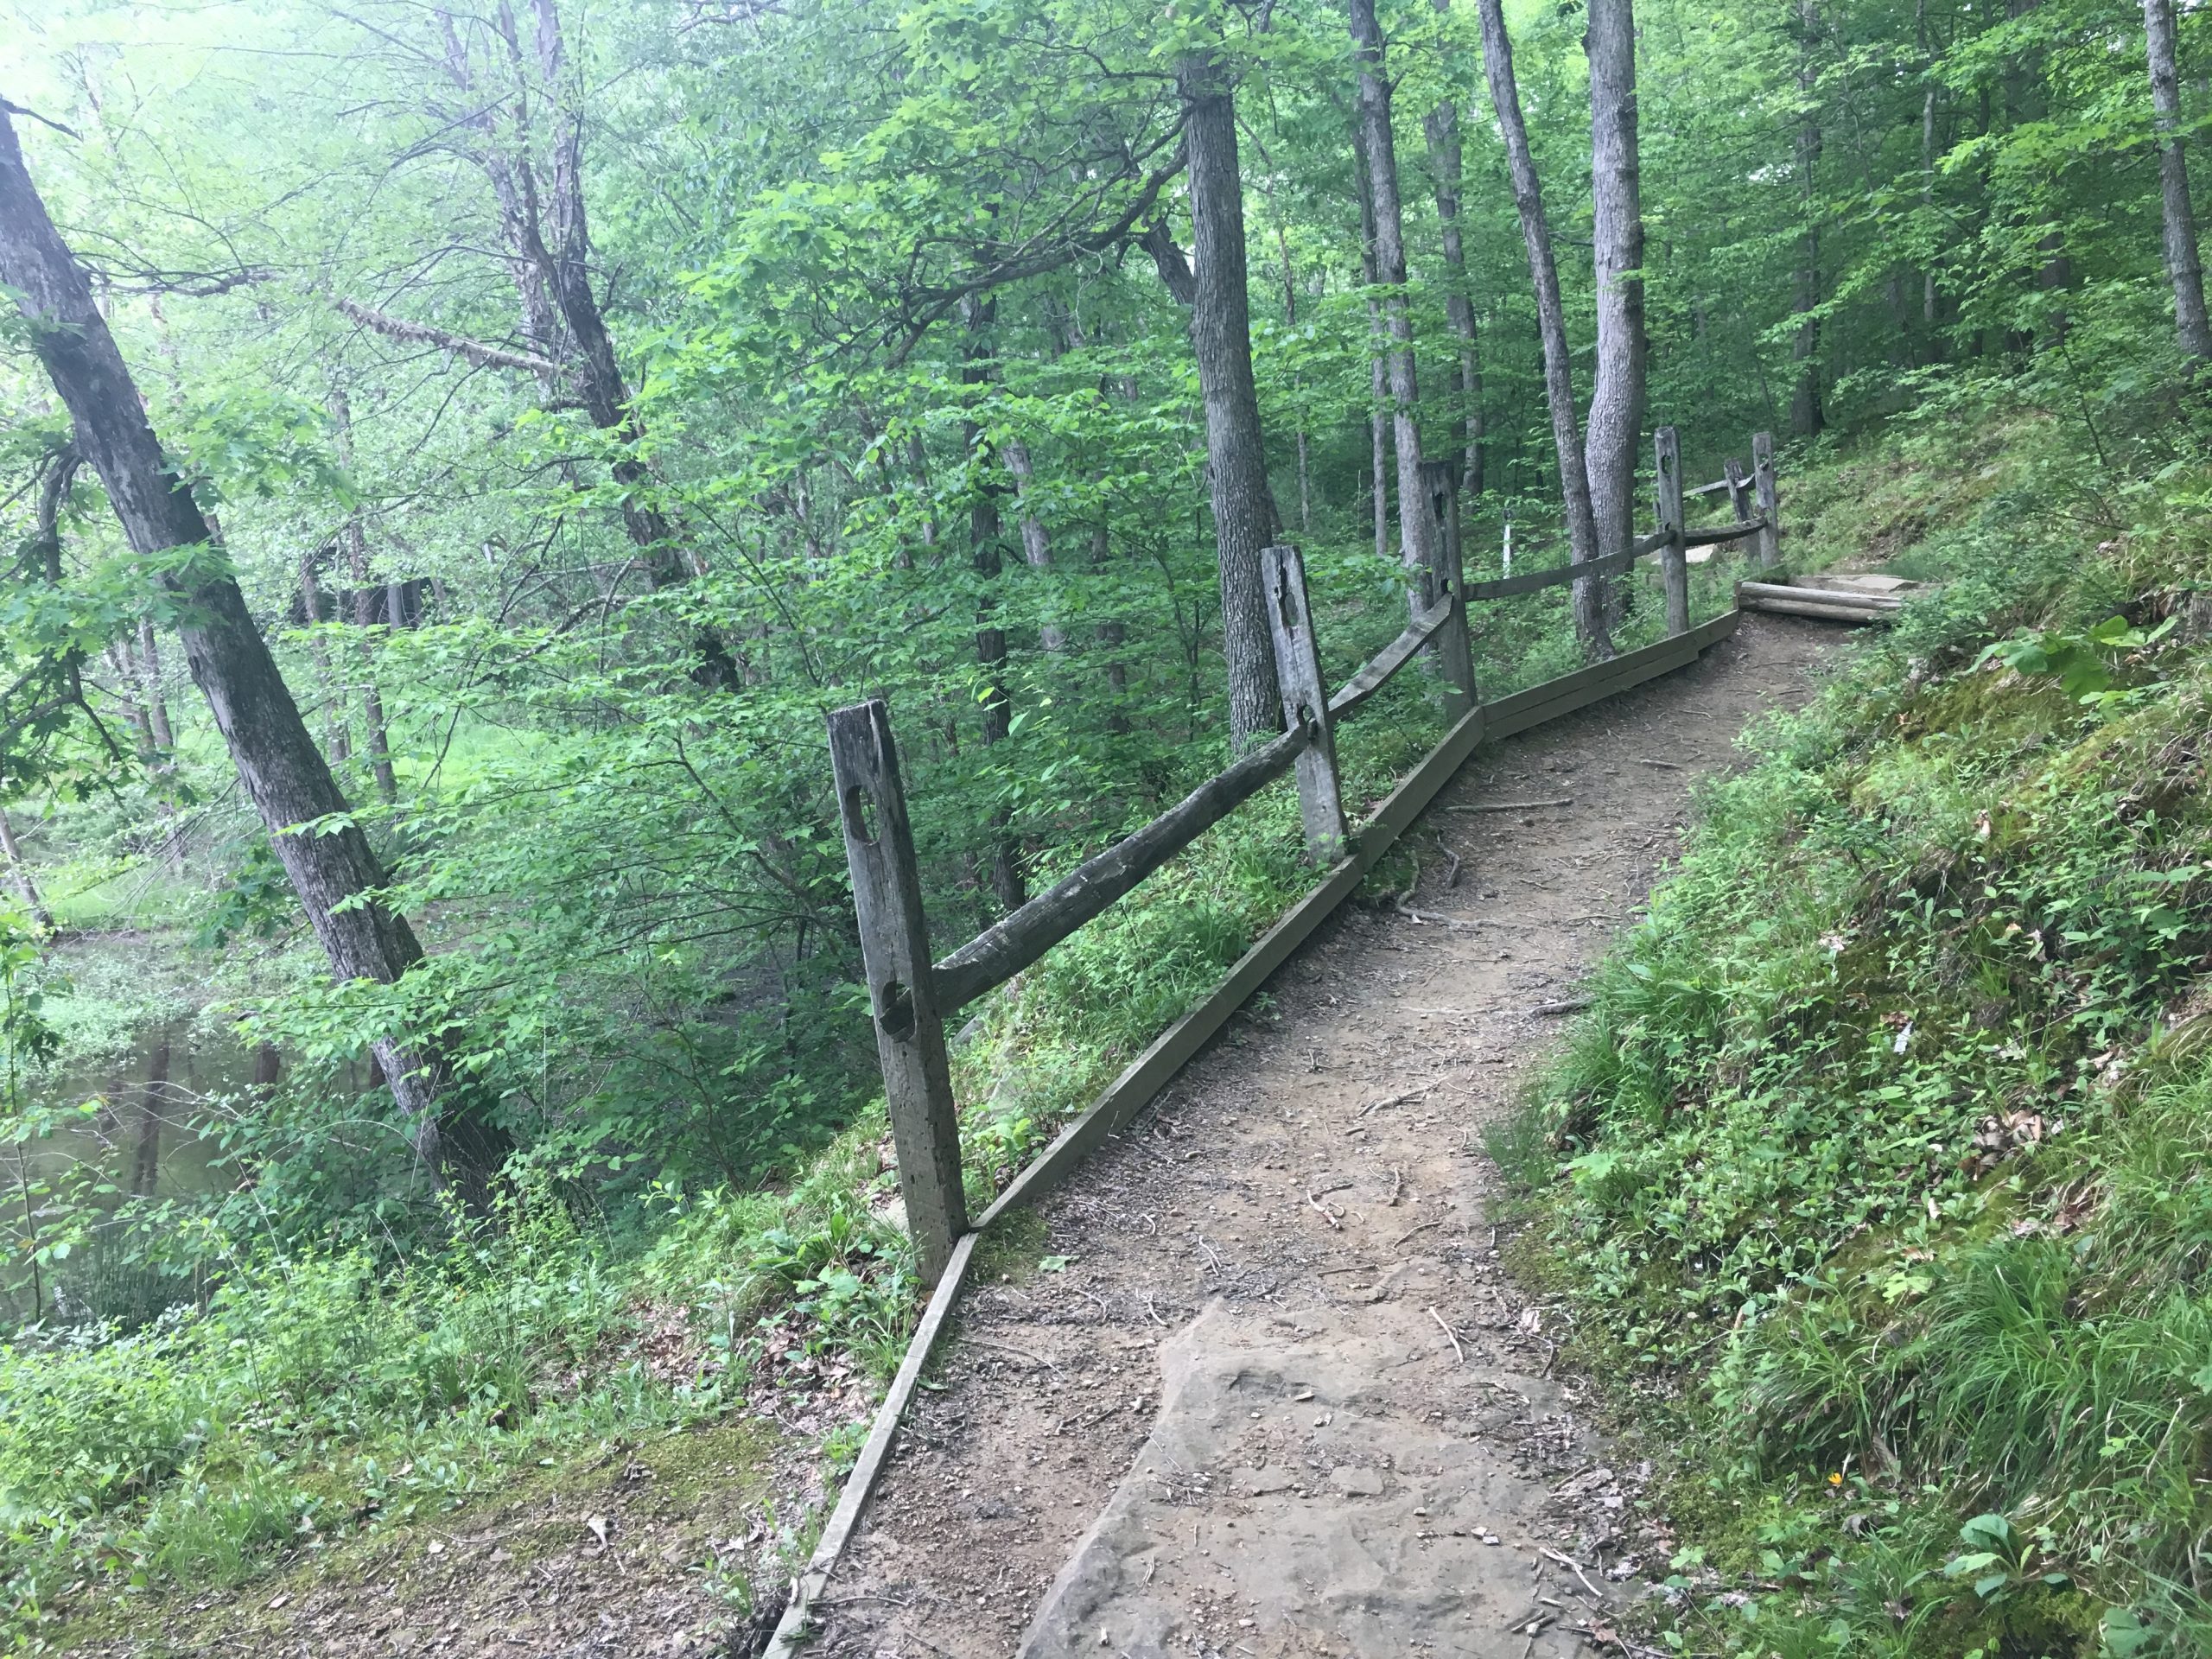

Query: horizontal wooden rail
left=1682, top=517, right=1769, bottom=548
left=1464, top=539, right=1645, bottom=601
left=1328, top=597, right=1453, bottom=717
left=1687, top=474, right=1738, bottom=498
left=931, top=719, right=1314, bottom=1015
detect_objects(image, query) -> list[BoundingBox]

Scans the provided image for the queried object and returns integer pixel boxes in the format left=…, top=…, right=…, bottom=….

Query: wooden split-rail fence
left=824, top=427, right=1783, bottom=1287
left=764, top=425, right=1794, bottom=1655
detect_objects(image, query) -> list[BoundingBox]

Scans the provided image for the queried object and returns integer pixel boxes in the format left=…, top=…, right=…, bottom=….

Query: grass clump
left=1497, top=418, right=2212, bottom=1657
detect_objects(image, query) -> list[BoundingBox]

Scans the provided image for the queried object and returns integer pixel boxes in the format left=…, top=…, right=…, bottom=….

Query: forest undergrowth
left=1495, top=388, right=2212, bottom=1658
left=0, top=650, right=1484, bottom=1646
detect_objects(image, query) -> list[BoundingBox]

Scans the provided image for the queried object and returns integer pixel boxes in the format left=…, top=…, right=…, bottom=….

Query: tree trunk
left=0, top=105, right=502, bottom=1185
left=1356, top=149, right=1393, bottom=563
left=2146, top=0, right=2212, bottom=359
left=434, top=0, right=736, bottom=683
left=1584, top=0, right=1646, bottom=607
left=328, top=385, right=398, bottom=806
left=1177, top=47, right=1285, bottom=752
left=1094, top=520, right=1130, bottom=735
left=1476, top=0, right=1615, bottom=658
left=1791, top=0, right=1825, bottom=436
left=297, top=552, right=350, bottom=768
left=1000, top=435, right=1065, bottom=651
left=0, top=808, right=52, bottom=933
left=1349, top=0, right=1445, bottom=616
left=963, top=300, right=1026, bottom=914
left=1423, top=75, right=1484, bottom=501
left=1274, top=224, right=1316, bottom=531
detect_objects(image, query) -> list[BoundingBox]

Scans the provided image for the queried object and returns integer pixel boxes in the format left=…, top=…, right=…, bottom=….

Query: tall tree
left=2145, top=0, right=2212, bottom=360
left=1585, top=0, right=1647, bottom=594
left=1791, top=0, right=1826, bottom=435
left=1174, top=43, right=1284, bottom=751
left=1423, top=67, right=1484, bottom=501
left=1476, top=0, right=1615, bottom=658
left=1348, top=0, right=1446, bottom=613
left=0, top=105, right=500, bottom=1183
left=327, top=384, right=397, bottom=807
left=961, top=298, right=1026, bottom=913
left=1353, top=143, right=1395, bottom=563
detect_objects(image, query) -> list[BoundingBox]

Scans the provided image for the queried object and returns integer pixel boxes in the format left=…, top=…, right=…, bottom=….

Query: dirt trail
left=807, top=615, right=1835, bottom=1659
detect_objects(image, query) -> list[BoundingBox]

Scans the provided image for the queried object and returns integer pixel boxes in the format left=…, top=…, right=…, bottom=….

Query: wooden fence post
left=825, top=701, right=968, bottom=1286
left=1752, top=431, right=1781, bottom=570
left=1261, top=543, right=1350, bottom=863
left=1654, top=426, right=1690, bottom=636
left=1419, top=458, right=1478, bottom=720
left=1724, top=456, right=1752, bottom=555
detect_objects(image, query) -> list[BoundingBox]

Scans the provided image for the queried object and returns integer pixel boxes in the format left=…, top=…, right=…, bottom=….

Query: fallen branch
left=1439, top=797, right=1573, bottom=813
left=1429, top=1306, right=1465, bottom=1363
left=1525, top=996, right=1593, bottom=1016
left=1540, top=1546, right=1606, bottom=1601
left=1359, top=1077, right=1442, bottom=1116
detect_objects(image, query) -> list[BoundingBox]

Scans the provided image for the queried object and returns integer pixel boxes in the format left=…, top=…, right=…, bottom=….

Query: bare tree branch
left=335, top=296, right=556, bottom=374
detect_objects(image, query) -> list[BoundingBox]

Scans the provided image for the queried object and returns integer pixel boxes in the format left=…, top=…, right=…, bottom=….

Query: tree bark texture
left=2146, top=0, right=2212, bottom=359
left=1584, top=0, right=1647, bottom=592
left=1476, top=0, right=1615, bottom=658
left=1791, top=0, right=1825, bottom=435
left=328, top=385, right=398, bottom=806
left=1423, top=83, right=1484, bottom=501
left=0, top=808, right=52, bottom=932
left=0, top=105, right=500, bottom=1183
left=1354, top=148, right=1393, bottom=564
left=962, top=300, right=1027, bottom=915
left=1348, top=0, right=1446, bottom=615
left=1178, top=48, right=1285, bottom=752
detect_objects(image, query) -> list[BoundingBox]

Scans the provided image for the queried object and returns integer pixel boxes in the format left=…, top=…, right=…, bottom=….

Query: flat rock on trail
left=808, top=614, right=1834, bottom=1658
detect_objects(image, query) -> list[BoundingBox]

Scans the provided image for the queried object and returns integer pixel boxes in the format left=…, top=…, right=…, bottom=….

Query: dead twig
left=1395, top=1219, right=1441, bottom=1248
left=1306, top=1191, right=1343, bottom=1230
left=1638, top=758, right=1685, bottom=771
left=1387, top=1167, right=1403, bottom=1206
left=1541, top=1547, right=1606, bottom=1601
left=1359, top=1077, right=1441, bottom=1116
left=1428, top=1306, right=1466, bottom=1363
left=1524, top=996, right=1593, bottom=1016
left=1441, top=847, right=1463, bottom=889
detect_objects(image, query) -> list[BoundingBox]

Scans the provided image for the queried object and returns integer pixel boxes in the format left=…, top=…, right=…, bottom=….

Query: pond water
left=0, top=1014, right=270, bottom=1326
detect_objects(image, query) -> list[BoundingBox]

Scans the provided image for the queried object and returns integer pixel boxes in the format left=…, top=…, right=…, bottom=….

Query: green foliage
left=1503, top=418, right=2212, bottom=1655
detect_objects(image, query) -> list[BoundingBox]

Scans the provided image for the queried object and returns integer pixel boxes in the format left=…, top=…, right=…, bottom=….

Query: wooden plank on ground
left=760, top=1230, right=979, bottom=1657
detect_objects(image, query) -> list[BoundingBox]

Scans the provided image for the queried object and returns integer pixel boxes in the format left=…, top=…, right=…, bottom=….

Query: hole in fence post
left=874, top=976, right=917, bottom=1040
left=842, top=785, right=880, bottom=846
left=1274, top=563, right=1298, bottom=632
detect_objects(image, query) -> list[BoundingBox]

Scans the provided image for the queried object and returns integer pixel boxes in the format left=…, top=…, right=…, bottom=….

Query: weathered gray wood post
left=1752, top=431, right=1781, bottom=570
left=1260, top=543, right=1350, bottom=863
left=1654, top=426, right=1690, bottom=636
left=1418, top=458, right=1478, bottom=721
left=1724, top=455, right=1753, bottom=553
left=825, top=700, right=968, bottom=1287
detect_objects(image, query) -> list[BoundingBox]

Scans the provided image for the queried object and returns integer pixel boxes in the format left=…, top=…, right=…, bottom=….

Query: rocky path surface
left=809, top=614, right=1835, bottom=1659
